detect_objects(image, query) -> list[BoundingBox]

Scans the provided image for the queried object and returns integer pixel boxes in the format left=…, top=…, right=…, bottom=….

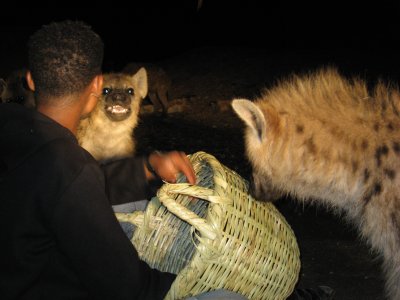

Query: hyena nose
left=111, top=93, right=129, bottom=104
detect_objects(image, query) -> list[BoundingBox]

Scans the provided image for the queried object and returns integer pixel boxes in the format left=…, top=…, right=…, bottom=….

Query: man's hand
left=145, top=151, right=196, bottom=185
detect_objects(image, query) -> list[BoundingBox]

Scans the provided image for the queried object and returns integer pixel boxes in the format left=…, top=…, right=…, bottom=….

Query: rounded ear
left=231, top=98, right=266, bottom=142
left=26, top=71, right=35, bottom=92
left=132, top=67, right=148, bottom=99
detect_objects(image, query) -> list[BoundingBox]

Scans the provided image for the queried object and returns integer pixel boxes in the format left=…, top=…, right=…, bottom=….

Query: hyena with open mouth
left=232, top=67, right=400, bottom=300
left=77, top=68, right=147, bottom=161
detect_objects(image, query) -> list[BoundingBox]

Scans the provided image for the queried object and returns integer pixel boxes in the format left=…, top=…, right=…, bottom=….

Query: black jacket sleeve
left=52, top=163, right=175, bottom=300
left=100, top=156, right=163, bottom=205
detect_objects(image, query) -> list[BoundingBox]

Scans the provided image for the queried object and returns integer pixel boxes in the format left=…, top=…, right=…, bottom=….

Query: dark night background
left=1, top=0, right=400, bottom=77
left=2, top=1, right=400, bottom=299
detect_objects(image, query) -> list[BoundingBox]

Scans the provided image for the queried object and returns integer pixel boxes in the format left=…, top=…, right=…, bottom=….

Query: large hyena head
left=232, top=99, right=286, bottom=201
left=231, top=68, right=387, bottom=205
left=100, top=67, right=148, bottom=122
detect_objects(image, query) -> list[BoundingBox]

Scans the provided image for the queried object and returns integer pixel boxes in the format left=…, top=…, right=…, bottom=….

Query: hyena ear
left=132, top=67, right=148, bottom=99
left=231, top=98, right=266, bottom=142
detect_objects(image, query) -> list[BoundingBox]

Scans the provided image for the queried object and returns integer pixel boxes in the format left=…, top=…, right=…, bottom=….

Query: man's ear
left=81, top=74, right=103, bottom=117
left=26, top=71, right=35, bottom=91
left=92, top=73, right=103, bottom=95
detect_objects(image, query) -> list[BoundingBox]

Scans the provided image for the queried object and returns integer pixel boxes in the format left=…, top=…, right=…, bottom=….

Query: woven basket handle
left=116, top=152, right=233, bottom=240
left=115, top=211, right=145, bottom=226
left=115, top=196, right=162, bottom=229
left=157, top=183, right=232, bottom=240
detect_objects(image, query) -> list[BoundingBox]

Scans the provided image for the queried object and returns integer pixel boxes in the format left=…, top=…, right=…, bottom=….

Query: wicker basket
left=115, top=151, right=300, bottom=300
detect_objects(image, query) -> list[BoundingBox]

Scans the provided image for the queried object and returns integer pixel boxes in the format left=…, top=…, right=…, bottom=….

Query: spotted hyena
left=77, top=68, right=147, bottom=162
left=232, top=67, right=400, bottom=300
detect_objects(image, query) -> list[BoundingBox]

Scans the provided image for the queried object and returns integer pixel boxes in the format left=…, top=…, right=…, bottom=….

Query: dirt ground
left=132, top=46, right=395, bottom=299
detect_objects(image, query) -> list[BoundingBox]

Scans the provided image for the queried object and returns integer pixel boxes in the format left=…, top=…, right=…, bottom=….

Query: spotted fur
left=232, top=67, right=400, bottom=300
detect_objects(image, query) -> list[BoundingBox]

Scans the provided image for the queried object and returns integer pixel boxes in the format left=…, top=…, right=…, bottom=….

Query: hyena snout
left=108, top=92, right=132, bottom=105
left=249, top=172, right=284, bottom=202
left=103, top=91, right=133, bottom=122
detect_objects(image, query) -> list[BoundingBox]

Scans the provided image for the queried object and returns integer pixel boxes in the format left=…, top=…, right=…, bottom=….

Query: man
left=0, top=20, right=196, bottom=300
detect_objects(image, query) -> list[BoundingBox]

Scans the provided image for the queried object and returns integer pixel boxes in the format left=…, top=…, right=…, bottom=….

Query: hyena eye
left=127, top=88, right=134, bottom=95
left=102, top=88, right=111, bottom=95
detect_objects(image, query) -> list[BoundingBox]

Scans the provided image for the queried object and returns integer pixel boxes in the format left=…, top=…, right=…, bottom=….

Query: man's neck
left=37, top=102, right=82, bottom=135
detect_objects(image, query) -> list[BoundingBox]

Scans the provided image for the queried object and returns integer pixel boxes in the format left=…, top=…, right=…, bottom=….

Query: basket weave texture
left=116, top=151, right=300, bottom=300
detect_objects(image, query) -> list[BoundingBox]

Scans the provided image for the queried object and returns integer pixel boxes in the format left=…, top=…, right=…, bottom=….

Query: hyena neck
left=78, top=109, right=137, bottom=160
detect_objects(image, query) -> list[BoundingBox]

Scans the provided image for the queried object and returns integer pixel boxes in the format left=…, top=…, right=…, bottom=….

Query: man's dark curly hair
left=28, top=20, right=104, bottom=104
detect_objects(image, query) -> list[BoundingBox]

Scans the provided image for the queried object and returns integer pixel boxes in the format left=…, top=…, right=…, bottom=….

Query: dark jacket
left=0, top=103, right=175, bottom=300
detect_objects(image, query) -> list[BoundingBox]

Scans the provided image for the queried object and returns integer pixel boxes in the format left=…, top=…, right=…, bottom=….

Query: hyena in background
left=232, top=67, right=400, bottom=300
left=123, top=62, right=171, bottom=114
left=77, top=68, right=147, bottom=162
left=0, top=69, right=35, bottom=108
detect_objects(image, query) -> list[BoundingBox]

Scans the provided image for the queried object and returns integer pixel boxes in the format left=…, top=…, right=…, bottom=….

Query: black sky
left=1, top=0, right=400, bottom=76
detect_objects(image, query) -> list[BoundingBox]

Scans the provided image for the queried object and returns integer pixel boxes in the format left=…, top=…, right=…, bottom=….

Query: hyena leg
left=148, top=92, right=163, bottom=112
left=156, top=89, right=169, bottom=114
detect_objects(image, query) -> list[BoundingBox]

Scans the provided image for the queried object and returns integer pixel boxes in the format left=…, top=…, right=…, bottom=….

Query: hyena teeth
left=111, top=106, right=128, bottom=114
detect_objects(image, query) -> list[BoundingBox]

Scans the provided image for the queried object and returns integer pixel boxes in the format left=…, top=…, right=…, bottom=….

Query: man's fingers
left=153, top=151, right=197, bottom=184
left=179, top=152, right=196, bottom=184
left=168, top=151, right=196, bottom=185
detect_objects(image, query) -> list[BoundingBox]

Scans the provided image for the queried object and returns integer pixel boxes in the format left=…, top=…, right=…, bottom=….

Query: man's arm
left=52, top=163, right=175, bottom=299
left=100, top=151, right=196, bottom=206
left=100, top=156, right=162, bottom=205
